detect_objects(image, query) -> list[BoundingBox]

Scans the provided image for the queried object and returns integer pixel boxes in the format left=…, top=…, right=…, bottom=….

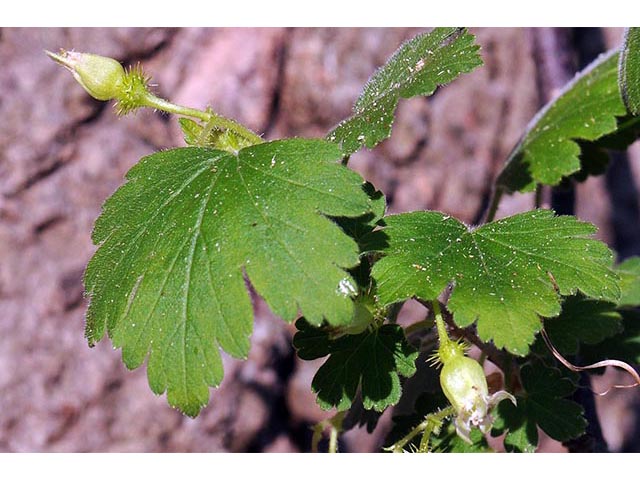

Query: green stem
left=432, top=301, right=450, bottom=346
left=328, top=411, right=345, bottom=453
left=311, top=411, right=345, bottom=453
left=328, top=426, right=339, bottom=453
left=386, top=406, right=455, bottom=453
left=389, top=419, right=430, bottom=453
left=140, top=94, right=264, bottom=145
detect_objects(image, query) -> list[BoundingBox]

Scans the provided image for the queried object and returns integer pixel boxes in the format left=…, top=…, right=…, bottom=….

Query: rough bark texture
left=0, top=27, right=638, bottom=452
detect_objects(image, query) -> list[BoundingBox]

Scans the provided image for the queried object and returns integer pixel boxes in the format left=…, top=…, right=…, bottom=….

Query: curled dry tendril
left=541, top=328, right=640, bottom=395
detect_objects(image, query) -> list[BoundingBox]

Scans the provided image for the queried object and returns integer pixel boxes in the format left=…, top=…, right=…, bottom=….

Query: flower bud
left=46, top=50, right=126, bottom=101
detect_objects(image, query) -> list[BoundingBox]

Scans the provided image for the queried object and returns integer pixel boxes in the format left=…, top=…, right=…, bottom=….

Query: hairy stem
left=416, top=299, right=508, bottom=372
left=432, top=300, right=450, bottom=347
left=140, top=94, right=264, bottom=145
left=442, top=312, right=509, bottom=373
left=311, top=411, right=345, bottom=453
left=386, top=406, right=455, bottom=453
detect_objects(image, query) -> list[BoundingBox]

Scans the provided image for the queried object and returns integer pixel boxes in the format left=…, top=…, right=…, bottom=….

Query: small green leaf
left=620, top=27, right=640, bottom=115
left=327, top=27, right=482, bottom=155
left=493, top=363, right=585, bottom=451
left=178, top=118, right=203, bottom=145
left=521, top=364, right=586, bottom=441
left=371, top=209, right=619, bottom=355
left=617, top=256, right=640, bottom=307
left=544, top=295, right=623, bottom=355
left=84, top=139, right=372, bottom=416
left=497, top=50, right=627, bottom=192
left=292, top=320, right=418, bottom=412
left=178, top=117, right=252, bottom=151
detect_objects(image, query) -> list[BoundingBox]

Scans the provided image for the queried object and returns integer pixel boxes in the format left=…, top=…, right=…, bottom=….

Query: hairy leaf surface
left=84, top=139, right=372, bottom=416
left=370, top=209, right=619, bottom=354
left=497, top=51, right=627, bottom=192
left=293, top=319, right=418, bottom=411
left=327, top=27, right=482, bottom=155
left=620, top=27, right=640, bottom=115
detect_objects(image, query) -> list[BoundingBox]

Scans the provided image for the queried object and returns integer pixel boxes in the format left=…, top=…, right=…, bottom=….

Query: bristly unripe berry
left=46, top=50, right=126, bottom=101
left=440, top=354, right=489, bottom=414
left=432, top=312, right=516, bottom=444
left=437, top=345, right=515, bottom=443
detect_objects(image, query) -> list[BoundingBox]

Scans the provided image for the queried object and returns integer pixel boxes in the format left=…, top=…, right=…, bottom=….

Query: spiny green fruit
left=440, top=353, right=490, bottom=414
left=433, top=315, right=515, bottom=443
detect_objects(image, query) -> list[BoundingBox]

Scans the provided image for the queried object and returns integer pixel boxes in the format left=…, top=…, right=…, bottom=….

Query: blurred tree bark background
left=1, top=27, right=639, bottom=452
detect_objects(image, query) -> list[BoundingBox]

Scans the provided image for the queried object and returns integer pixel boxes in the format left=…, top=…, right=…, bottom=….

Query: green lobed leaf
left=292, top=319, right=418, bottom=412
left=544, top=295, right=623, bottom=356
left=581, top=309, right=640, bottom=365
left=370, top=209, right=620, bottom=355
left=492, top=363, right=585, bottom=451
left=497, top=50, right=628, bottom=192
left=327, top=27, right=482, bottom=155
left=620, top=27, right=640, bottom=115
left=491, top=398, right=537, bottom=453
left=84, top=139, right=373, bottom=416
left=616, top=256, right=640, bottom=307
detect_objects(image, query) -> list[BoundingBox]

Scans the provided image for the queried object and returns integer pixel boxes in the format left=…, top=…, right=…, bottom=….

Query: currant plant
left=48, top=27, right=640, bottom=452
